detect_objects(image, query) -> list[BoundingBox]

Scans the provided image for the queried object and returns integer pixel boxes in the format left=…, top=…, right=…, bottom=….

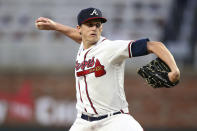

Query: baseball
left=35, top=22, right=44, bottom=29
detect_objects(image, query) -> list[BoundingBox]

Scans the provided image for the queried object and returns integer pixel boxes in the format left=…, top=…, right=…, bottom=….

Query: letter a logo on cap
left=90, top=9, right=99, bottom=16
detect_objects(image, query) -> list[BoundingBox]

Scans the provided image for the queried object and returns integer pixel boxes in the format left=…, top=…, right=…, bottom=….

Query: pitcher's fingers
left=36, top=17, right=49, bottom=23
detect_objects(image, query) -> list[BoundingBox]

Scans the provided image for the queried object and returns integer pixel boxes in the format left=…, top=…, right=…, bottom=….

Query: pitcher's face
left=77, top=20, right=103, bottom=45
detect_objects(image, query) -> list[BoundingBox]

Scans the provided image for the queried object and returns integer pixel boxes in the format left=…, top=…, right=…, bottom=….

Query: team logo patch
left=90, top=9, right=99, bottom=16
left=75, top=57, right=106, bottom=77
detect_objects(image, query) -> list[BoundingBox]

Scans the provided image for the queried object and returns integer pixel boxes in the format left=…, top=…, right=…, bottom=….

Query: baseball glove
left=137, top=58, right=179, bottom=88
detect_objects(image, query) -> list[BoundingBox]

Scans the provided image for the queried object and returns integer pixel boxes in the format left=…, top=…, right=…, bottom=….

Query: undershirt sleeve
left=131, top=38, right=150, bottom=57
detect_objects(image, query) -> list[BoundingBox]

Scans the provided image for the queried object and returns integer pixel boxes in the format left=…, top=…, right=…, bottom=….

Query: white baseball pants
left=69, top=114, right=143, bottom=131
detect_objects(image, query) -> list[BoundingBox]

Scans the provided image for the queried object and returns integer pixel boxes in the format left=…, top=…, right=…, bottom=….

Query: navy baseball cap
left=77, top=7, right=107, bottom=25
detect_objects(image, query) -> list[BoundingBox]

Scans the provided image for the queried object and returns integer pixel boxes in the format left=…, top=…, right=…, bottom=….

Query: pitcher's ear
left=101, top=24, right=103, bottom=32
left=76, top=25, right=81, bottom=35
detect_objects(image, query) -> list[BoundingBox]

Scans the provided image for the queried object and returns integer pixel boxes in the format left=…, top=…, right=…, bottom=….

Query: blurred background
left=0, top=0, right=197, bottom=131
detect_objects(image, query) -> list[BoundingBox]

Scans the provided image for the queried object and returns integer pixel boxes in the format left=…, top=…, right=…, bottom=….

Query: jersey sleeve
left=105, top=40, right=133, bottom=65
left=105, top=38, right=149, bottom=64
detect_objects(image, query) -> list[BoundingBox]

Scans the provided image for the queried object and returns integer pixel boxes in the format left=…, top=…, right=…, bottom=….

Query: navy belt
left=81, top=111, right=121, bottom=122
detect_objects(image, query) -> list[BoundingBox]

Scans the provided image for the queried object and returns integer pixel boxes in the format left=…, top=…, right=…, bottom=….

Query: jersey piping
left=83, top=49, right=98, bottom=114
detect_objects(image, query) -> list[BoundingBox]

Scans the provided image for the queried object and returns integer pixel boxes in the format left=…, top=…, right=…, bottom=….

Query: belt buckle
left=88, top=116, right=90, bottom=121
left=107, top=112, right=112, bottom=117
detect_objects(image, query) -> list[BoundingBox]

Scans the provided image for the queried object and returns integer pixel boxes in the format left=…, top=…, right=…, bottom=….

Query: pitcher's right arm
left=35, top=17, right=82, bottom=44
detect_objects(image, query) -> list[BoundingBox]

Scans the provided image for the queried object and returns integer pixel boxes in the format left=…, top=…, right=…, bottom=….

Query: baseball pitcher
left=35, top=7, right=180, bottom=131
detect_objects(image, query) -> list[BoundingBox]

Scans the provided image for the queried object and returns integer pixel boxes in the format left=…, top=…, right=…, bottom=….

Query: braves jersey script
left=75, top=36, right=134, bottom=116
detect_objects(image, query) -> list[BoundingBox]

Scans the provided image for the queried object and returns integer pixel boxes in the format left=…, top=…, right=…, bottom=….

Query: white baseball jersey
left=75, top=36, right=133, bottom=116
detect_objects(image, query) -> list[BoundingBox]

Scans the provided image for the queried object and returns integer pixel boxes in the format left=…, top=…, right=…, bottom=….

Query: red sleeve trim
left=128, top=41, right=133, bottom=58
left=101, top=38, right=106, bottom=43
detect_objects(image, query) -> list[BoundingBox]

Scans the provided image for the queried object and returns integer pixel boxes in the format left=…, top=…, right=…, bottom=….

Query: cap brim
left=81, top=17, right=107, bottom=24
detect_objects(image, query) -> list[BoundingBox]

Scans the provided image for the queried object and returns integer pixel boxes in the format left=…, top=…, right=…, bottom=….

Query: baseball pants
left=69, top=113, right=143, bottom=131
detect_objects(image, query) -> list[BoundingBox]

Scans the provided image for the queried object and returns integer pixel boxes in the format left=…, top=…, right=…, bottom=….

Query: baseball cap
left=77, top=7, right=107, bottom=26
